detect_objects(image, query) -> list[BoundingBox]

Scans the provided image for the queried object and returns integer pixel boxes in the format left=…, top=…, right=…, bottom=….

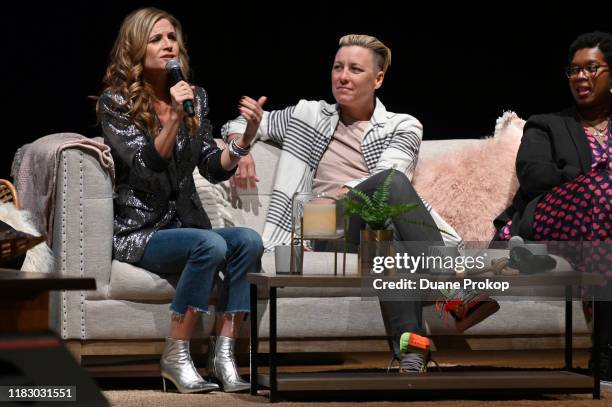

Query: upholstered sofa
left=36, top=122, right=589, bottom=364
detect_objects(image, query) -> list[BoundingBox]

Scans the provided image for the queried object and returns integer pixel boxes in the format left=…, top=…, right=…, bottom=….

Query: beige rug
left=103, top=389, right=612, bottom=407
left=100, top=350, right=612, bottom=406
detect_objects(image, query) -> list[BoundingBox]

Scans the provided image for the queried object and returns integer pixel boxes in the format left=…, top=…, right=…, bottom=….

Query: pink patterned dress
left=498, top=123, right=611, bottom=275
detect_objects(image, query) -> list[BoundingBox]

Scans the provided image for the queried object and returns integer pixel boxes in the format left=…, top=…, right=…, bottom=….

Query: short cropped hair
left=568, top=31, right=612, bottom=65
left=338, top=34, right=391, bottom=74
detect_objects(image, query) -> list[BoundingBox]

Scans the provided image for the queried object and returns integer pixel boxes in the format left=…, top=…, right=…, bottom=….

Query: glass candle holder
left=292, top=192, right=341, bottom=239
left=290, top=191, right=347, bottom=275
left=303, top=197, right=336, bottom=237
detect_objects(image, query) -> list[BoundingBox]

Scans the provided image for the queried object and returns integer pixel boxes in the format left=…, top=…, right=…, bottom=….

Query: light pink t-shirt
left=312, top=120, right=369, bottom=195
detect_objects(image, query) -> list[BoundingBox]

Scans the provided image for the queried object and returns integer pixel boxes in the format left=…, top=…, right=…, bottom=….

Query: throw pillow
left=193, top=169, right=236, bottom=228
left=413, top=111, right=525, bottom=242
left=192, top=139, right=236, bottom=228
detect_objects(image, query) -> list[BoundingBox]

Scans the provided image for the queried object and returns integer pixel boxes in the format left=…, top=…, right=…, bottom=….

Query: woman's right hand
left=169, top=80, right=194, bottom=117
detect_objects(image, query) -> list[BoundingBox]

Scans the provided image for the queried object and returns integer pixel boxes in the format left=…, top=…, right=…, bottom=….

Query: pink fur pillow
left=413, top=112, right=525, bottom=242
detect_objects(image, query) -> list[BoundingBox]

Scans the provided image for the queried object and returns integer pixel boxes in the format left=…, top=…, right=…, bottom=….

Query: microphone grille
left=165, top=58, right=181, bottom=72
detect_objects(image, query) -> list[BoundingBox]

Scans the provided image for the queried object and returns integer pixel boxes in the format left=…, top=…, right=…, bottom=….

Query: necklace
left=581, top=117, right=610, bottom=146
left=592, top=121, right=609, bottom=134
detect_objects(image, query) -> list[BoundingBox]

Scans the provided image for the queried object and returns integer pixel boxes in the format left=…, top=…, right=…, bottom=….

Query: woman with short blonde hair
left=224, top=33, right=498, bottom=374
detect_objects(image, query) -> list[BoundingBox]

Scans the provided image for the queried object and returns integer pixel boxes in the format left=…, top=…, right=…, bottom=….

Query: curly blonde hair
left=98, top=7, right=198, bottom=137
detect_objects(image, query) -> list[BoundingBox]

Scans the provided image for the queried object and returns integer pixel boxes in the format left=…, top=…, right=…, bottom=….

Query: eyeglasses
left=564, top=64, right=609, bottom=78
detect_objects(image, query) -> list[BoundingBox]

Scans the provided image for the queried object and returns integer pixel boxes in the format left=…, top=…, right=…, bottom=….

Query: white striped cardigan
left=222, top=98, right=461, bottom=250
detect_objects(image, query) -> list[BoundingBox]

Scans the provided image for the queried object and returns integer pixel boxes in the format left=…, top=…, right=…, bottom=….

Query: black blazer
left=494, top=107, right=593, bottom=240
left=100, top=87, right=236, bottom=263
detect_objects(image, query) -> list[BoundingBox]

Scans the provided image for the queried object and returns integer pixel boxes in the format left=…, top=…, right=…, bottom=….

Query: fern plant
left=340, top=170, right=448, bottom=235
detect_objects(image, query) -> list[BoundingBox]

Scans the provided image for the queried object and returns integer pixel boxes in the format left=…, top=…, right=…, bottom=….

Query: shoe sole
left=161, top=374, right=218, bottom=394
left=208, top=376, right=251, bottom=393
left=454, top=301, right=500, bottom=333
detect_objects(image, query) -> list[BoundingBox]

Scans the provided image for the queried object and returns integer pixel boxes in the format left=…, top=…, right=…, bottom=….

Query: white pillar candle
left=303, top=203, right=336, bottom=236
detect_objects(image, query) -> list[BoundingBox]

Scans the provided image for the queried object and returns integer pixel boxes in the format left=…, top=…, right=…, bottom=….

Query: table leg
left=342, top=237, right=346, bottom=276
left=593, top=298, right=601, bottom=399
left=565, top=286, right=572, bottom=370
left=334, top=244, right=338, bottom=276
left=269, top=287, right=278, bottom=402
left=249, top=283, right=258, bottom=395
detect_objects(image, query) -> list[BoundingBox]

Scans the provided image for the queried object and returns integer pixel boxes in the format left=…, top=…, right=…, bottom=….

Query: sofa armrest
left=52, top=149, right=113, bottom=299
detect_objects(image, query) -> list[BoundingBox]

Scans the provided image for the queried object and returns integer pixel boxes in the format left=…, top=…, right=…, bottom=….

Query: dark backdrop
left=5, top=2, right=611, bottom=178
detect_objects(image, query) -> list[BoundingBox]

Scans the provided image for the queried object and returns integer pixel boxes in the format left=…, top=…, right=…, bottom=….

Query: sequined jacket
left=100, top=87, right=235, bottom=263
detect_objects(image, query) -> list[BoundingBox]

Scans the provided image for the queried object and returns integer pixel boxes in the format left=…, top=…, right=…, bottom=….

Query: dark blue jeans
left=136, top=227, right=263, bottom=316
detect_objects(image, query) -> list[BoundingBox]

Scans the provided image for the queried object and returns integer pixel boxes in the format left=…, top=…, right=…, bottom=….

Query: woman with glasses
left=495, top=30, right=610, bottom=249
left=494, top=30, right=611, bottom=382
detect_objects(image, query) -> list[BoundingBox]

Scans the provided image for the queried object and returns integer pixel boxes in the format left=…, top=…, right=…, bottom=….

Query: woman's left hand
left=230, top=152, right=260, bottom=189
left=336, top=186, right=350, bottom=196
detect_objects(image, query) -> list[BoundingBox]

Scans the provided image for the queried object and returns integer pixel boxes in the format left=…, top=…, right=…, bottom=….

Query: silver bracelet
left=233, top=138, right=251, bottom=154
left=228, top=138, right=250, bottom=158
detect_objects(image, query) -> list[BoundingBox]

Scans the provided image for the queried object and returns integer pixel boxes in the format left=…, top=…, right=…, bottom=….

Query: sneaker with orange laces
left=398, top=332, right=431, bottom=373
left=436, top=289, right=500, bottom=333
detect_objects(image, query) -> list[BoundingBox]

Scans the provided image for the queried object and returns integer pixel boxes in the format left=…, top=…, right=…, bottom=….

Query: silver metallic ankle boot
left=160, top=337, right=219, bottom=393
left=208, top=335, right=250, bottom=392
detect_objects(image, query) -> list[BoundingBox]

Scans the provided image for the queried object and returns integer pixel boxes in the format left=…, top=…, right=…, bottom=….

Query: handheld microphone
left=164, top=59, right=195, bottom=117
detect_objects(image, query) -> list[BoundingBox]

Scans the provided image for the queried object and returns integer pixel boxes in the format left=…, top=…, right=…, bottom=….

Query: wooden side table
left=0, top=269, right=96, bottom=332
left=0, top=270, right=107, bottom=406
